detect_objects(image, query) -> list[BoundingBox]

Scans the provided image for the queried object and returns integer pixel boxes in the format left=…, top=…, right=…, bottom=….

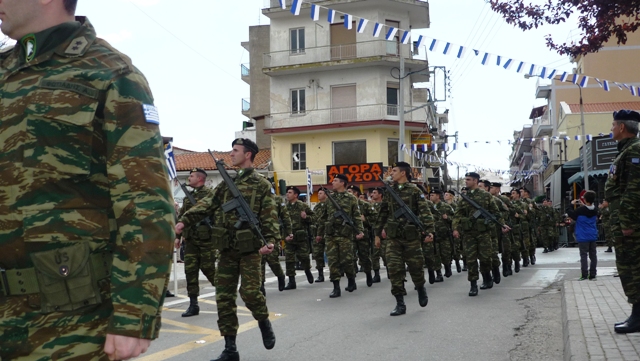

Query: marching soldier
left=478, top=180, right=503, bottom=285
left=347, top=185, right=377, bottom=286
left=521, top=188, right=538, bottom=264
left=447, top=190, right=466, bottom=271
left=316, top=175, right=365, bottom=298
left=511, top=189, right=530, bottom=267
left=429, top=189, right=456, bottom=278
left=312, top=187, right=329, bottom=282
left=492, top=184, right=516, bottom=277
left=283, top=186, right=315, bottom=290
left=376, top=162, right=434, bottom=316
left=176, top=168, right=217, bottom=317
left=370, top=187, right=386, bottom=282
left=261, top=194, right=292, bottom=294
left=176, top=138, right=278, bottom=360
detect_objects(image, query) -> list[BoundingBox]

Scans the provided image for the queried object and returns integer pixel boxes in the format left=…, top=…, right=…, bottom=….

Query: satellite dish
left=293, top=152, right=300, bottom=162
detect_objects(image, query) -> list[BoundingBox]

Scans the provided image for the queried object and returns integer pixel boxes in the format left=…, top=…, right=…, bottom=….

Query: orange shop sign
left=411, top=132, right=432, bottom=145
left=326, top=163, right=383, bottom=183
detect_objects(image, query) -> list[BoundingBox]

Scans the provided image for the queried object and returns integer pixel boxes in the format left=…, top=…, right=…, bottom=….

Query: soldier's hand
left=361, top=215, right=366, bottom=221
left=423, top=233, right=434, bottom=243
left=381, top=229, right=387, bottom=239
left=301, top=211, right=307, bottom=219
left=623, top=229, right=635, bottom=237
left=502, top=225, right=511, bottom=233
left=442, top=214, right=448, bottom=220
left=285, top=234, right=293, bottom=241
left=515, top=213, right=520, bottom=218
left=104, top=334, right=150, bottom=360
left=375, top=236, right=381, bottom=248
left=315, top=236, right=322, bottom=243
left=356, top=232, right=364, bottom=240
left=453, top=230, right=460, bottom=239
left=174, top=238, right=181, bottom=249
left=259, top=243, right=275, bottom=255
left=175, top=222, right=185, bottom=235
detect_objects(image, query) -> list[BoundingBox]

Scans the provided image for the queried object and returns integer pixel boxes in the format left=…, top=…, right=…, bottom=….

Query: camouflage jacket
left=317, top=191, right=364, bottom=238
left=370, top=201, right=383, bottom=230
left=497, top=195, right=516, bottom=226
left=431, top=201, right=454, bottom=235
left=178, top=185, right=215, bottom=241
left=275, top=196, right=293, bottom=239
left=312, top=201, right=328, bottom=237
left=376, top=182, right=435, bottom=236
left=493, top=195, right=511, bottom=228
left=286, top=200, right=313, bottom=232
left=511, top=199, right=529, bottom=225
left=605, top=137, right=640, bottom=230
left=600, top=206, right=611, bottom=225
left=358, top=198, right=378, bottom=229
left=179, top=168, right=279, bottom=246
left=453, top=188, right=505, bottom=232
left=0, top=18, right=175, bottom=339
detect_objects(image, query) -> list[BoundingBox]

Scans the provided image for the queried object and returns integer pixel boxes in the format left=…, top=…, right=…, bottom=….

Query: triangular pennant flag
left=473, top=49, right=479, bottom=56
left=357, top=18, right=368, bottom=33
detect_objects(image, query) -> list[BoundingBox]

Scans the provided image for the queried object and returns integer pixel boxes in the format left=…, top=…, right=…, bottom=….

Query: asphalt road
left=139, top=247, right=618, bottom=361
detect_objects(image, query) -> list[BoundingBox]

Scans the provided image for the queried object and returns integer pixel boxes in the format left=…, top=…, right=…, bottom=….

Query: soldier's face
left=347, top=189, right=354, bottom=195
left=511, top=191, right=519, bottom=200
left=187, top=173, right=198, bottom=186
left=391, top=167, right=403, bottom=182
left=490, top=186, right=499, bottom=195
left=478, top=183, right=486, bottom=191
left=0, top=0, right=41, bottom=40
left=464, top=177, right=475, bottom=188
left=444, top=193, right=453, bottom=201
left=371, top=190, right=381, bottom=201
left=611, top=121, right=624, bottom=141
left=318, top=190, right=326, bottom=201
left=285, top=190, right=296, bottom=202
left=429, top=193, right=439, bottom=202
left=230, top=145, right=250, bottom=166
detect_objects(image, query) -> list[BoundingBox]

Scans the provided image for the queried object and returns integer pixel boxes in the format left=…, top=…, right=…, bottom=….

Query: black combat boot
left=434, top=270, right=444, bottom=283
left=372, top=269, right=381, bottom=283
left=469, top=280, right=478, bottom=297
left=615, top=303, right=640, bottom=334
left=260, top=283, right=266, bottom=297
left=165, top=289, right=175, bottom=297
left=329, top=280, right=341, bottom=298
left=480, top=272, right=494, bottom=290
left=492, top=266, right=501, bottom=284
left=522, top=256, right=529, bottom=267
left=502, top=263, right=509, bottom=278
left=444, top=264, right=452, bottom=278
left=508, top=264, right=513, bottom=276
left=514, top=260, right=520, bottom=273
left=315, top=268, right=325, bottom=283
left=258, top=319, right=276, bottom=349
left=283, top=276, right=296, bottom=290
left=277, top=275, right=286, bottom=291
left=211, top=335, right=239, bottom=361
left=455, top=260, right=462, bottom=273
left=605, top=246, right=613, bottom=253
left=390, top=295, right=407, bottom=316
left=182, top=296, right=200, bottom=317
left=417, top=285, right=429, bottom=307
left=305, top=269, right=314, bottom=284
left=428, top=269, right=436, bottom=284
left=530, top=254, right=536, bottom=265
left=543, top=248, right=549, bottom=253
left=366, top=270, right=373, bottom=287
left=345, top=277, right=357, bottom=292
left=462, top=261, right=468, bottom=272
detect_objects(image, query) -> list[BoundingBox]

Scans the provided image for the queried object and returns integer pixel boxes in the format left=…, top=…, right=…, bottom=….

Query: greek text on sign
left=326, top=163, right=383, bottom=183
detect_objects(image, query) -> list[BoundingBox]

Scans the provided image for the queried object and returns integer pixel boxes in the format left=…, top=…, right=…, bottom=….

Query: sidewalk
left=563, top=276, right=640, bottom=361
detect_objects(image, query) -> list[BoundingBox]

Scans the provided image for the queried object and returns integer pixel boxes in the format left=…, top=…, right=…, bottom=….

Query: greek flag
left=306, top=168, right=313, bottom=195
left=164, top=142, right=177, bottom=180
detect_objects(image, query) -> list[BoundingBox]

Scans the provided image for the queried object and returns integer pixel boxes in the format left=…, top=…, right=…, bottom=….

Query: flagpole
left=579, top=84, right=589, bottom=191
left=398, top=56, right=405, bottom=162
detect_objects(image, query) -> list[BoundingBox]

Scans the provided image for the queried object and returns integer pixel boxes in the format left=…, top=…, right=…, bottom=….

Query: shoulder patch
left=65, top=36, right=89, bottom=55
left=633, top=158, right=640, bottom=164
left=142, top=104, right=160, bottom=124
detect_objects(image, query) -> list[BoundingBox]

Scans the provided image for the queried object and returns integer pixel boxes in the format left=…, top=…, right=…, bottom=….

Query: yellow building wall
left=558, top=113, right=616, bottom=161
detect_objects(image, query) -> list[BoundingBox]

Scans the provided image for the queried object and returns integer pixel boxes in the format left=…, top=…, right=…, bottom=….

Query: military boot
left=260, top=283, right=266, bottom=297
left=605, top=246, right=613, bottom=253
left=508, top=264, right=513, bottom=276
left=462, top=261, right=468, bottom=272
left=315, top=268, right=325, bottom=283
left=502, top=263, right=509, bottom=278
left=542, top=248, right=549, bottom=253
left=427, top=269, right=436, bottom=284
left=283, top=276, right=296, bottom=290
left=455, top=260, right=462, bottom=273
left=390, top=295, right=406, bottom=316
left=277, top=275, right=286, bottom=291
left=434, top=270, right=444, bottom=283
left=182, top=296, right=200, bottom=317
left=329, top=280, right=341, bottom=298
left=258, top=319, right=276, bottom=349
left=530, top=255, right=536, bottom=265
left=372, top=269, right=381, bottom=283
left=211, top=335, right=239, bottom=361
left=345, top=277, right=357, bottom=292
left=492, top=266, right=501, bottom=284
left=615, top=303, right=640, bottom=334
left=305, top=269, right=314, bottom=284
left=522, top=257, right=529, bottom=267
left=480, top=272, right=494, bottom=290
left=417, top=285, right=429, bottom=307
left=444, top=264, right=453, bottom=278
left=366, top=270, right=373, bottom=287
left=469, top=280, right=478, bottom=297
left=165, top=290, right=175, bottom=297
left=514, top=260, right=520, bottom=273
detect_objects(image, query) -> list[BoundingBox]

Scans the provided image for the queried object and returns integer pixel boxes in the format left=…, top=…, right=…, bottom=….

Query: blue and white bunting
left=516, top=61, right=525, bottom=73
left=291, top=0, right=301, bottom=15
left=503, top=59, right=513, bottom=70
left=442, top=42, right=452, bottom=55
left=401, top=31, right=410, bottom=44
left=528, top=64, right=536, bottom=76
left=571, top=74, right=579, bottom=84
left=310, top=4, right=319, bottom=21
left=560, top=72, right=568, bottom=82
left=453, top=143, right=458, bottom=150
left=632, top=86, right=638, bottom=96
left=604, top=80, right=610, bottom=91
left=579, top=75, right=589, bottom=88
left=496, top=55, right=501, bottom=66
left=306, top=168, right=313, bottom=195
left=547, top=69, right=556, bottom=79
left=385, top=27, right=398, bottom=41
left=415, top=35, right=424, bottom=49
left=563, top=136, right=570, bottom=141
left=575, top=135, right=581, bottom=140
left=431, top=144, right=437, bottom=152
left=456, top=46, right=466, bottom=58
left=481, top=52, right=490, bottom=65
left=344, top=14, right=353, bottom=29
left=464, top=142, right=469, bottom=148
left=429, top=39, right=439, bottom=51
left=586, top=135, right=592, bottom=141
left=279, top=0, right=286, bottom=9
left=357, top=18, right=368, bottom=33
left=540, top=67, right=546, bottom=78
left=327, top=9, right=335, bottom=23
left=373, top=23, right=382, bottom=37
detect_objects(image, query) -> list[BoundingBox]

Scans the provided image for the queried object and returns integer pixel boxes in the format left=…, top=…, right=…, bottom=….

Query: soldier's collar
left=53, top=16, right=97, bottom=58
left=18, top=20, right=82, bottom=64
left=235, top=167, right=254, bottom=179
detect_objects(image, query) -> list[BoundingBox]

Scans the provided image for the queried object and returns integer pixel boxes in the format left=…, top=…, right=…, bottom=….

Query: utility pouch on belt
left=235, top=229, right=255, bottom=253
left=325, top=221, right=334, bottom=236
left=196, top=223, right=211, bottom=240
left=337, top=224, right=354, bottom=238
left=385, top=221, right=399, bottom=239
left=404, top=224, right=420, bottom=241
left=29, top=243, right=104, bottom=313
left=294, top=229, right=307, bottom=242
left=211, top=226, right=229, bottom=250
left=461, top=219, right=472, bottom=231
left=475, top=219, right=487, bottom=232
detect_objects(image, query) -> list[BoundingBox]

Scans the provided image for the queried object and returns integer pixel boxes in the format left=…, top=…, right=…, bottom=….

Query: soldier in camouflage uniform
left=176, top=138, right=278, bottom=360
left=0, top=4, right=175, bottom=360
left=492, top=185, right=516, bottom=277
left=521, top=188, right=538, bottom=264
left=311, top=187, right=329, bottom=282
left=419, top=193, right=443, bottom=284
left=540, top=199, right=555, bottom=253
left=453, top=173, right=509, bottom=297
left=376, top=162, right=434, bottom=316
left=605, top=110, right=640, bottom=334
left=511, top=189, right=530, bottom=267
left=283, top=186, right=314, bottom=290
left=600, top=200, right=613, bottom=252
left=347, top=185, right=377, bottom=287
left=445, top=190, right=464, bottom=272
left=369, top=187, right=386, bottom=281
left=261, top=194, right=291, bottom=294
left=175, top=168, right=217, bottom=317
left=429, top=190, right=455, bottom=278
left=316, top=174, right=365, bottom=298
left=478, top=180, right=503, bottom=285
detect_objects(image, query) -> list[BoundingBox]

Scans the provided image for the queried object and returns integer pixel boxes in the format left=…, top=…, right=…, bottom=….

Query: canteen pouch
left=30, top=242, right=101, bottom=313
left=294, top=230, right=307, bottom=242
left=404, top=224, right=420, bottom=241
left=235, top=229, right=255, bottom=254
left=337, top=223, right=354, bottom=238
left=385, top=221, right=399, bottom=239
left=196, top=223, right=212, bottom=240
left=211, top=226, right=229, bottom=250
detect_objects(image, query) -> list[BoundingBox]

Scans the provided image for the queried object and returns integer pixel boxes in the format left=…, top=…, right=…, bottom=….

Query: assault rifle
left=207, top=150, right=267, bottom=247
left=378, top=175, right=428, bottom=233
left=324, top=191, right=360, bottom=234
left=454, top=190, right=504, bottom=228
left=178, top=181, right=213, bottom=229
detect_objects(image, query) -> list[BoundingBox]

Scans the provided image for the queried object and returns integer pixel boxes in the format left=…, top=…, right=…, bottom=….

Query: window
left=388, top=139, right=398, bottom=166
left=292, top=143, right=306, bottom=170
left=331, top=85, right=357, bottom=122
left=291, top=88, right=306, bottom=114
left=334, top=140, right=366, bottom=165
left=387, top=83, right=399, bottom=116
left=290, top=28, right=305, bottom=54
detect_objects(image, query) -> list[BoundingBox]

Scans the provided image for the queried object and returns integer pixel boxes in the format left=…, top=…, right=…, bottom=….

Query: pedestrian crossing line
left=161, top=309, right=253, bottom=317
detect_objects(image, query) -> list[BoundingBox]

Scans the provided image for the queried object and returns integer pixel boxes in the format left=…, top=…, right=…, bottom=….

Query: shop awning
left=567, top=169, right=610, bottom=184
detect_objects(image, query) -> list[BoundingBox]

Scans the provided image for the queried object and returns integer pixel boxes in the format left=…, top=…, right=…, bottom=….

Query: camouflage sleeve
left=179, top=184, right=222, bottom=229
left=452, top=201, right=465, bottom=231
left=619, top=149, right=640, bottom=230
left=303, top=203, right=314, bottom=225
left=444, top=204, right=454, bottom=225
left=352, top=198, right=365, bottom=234
left=282, top=203, right=293, bottom=235
left=258, top=184, right=279, bottom=245
left=416, top=191, right=435, bottom=234
left=104, top=72, right=175, bottom=339
left=489, top=196, right=506, bottom=226
left=317, top=203, right=328, bottom=238
left=376, top=195, right=390, bottom=237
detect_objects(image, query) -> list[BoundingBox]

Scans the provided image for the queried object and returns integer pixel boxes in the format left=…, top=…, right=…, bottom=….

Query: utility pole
left=579, top=85, right=589, bottom=191
left=398, top=56, right=405, bottom=161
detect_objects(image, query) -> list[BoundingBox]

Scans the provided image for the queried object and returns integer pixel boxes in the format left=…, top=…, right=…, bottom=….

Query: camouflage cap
left=190, top=168, right=207, bottom=177
left=287, top=186, right=301, bottom=195
left=613, top=109, right=640, bottom=122
left=232, top=138, right=259, bottom=154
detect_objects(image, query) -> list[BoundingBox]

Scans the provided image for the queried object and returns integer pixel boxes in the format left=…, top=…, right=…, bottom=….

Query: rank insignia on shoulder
left=633, top=158, right=640, bottom=164
left=420, top=194, right=425, bottom=199
left=143, top=104, right=160, bottom=125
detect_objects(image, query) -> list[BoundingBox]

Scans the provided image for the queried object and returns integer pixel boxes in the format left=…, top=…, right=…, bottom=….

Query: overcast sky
left=25, top=1, right=580, bottom=176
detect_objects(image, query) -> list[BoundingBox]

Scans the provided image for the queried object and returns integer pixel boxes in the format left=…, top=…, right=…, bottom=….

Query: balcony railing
left=241, top=63, right=250, bottom=77
left=263, top=40, right=411, bottom=69
left=242, top=98, right=250, bottom=112
left=265, top=104, right=425, bottom=129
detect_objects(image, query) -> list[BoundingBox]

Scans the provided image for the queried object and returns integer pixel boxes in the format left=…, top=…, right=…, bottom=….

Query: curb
left=561, top=280, right=589, bottom=361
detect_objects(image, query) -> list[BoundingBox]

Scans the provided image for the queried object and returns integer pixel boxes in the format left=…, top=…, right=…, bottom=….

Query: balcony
left=532, top=110, right=552, bottom=137
left=241, top=63, right=250, bottom=84
left=242, top=98, right=250, bottom=117
left=263, top=40, right=428, bottom=82
left=265, top=104, right=427, bottom=132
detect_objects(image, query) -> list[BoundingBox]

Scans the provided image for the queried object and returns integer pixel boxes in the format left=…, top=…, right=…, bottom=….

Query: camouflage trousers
left=605, top=226, right=614, bottom=248
left=529, top=226, right=537, bottom=255
left=435, top=231, right=454, bottom=266
left=421, top=239, right=439, bottom=271
left=371, top=238, right=387, bottom=270
left=490, top=232, right=501, bottom=269
left=519, top=222, right=531, bottom=260
left=500, top=232, right=512, bottom=266
left=510, top=224, right=523, bottom=262
left=184, top=240, right=217, bottom=297
left=216, top=249, right=269, bottom=336
left=284, top=239, right=311, bottom=276
left=312, top=238, right=326, bottom=269
left=262, top=243, right=284, bottom=282
left=614, top=234, right=640, bottom=303
left=454, top=236, right=465, bottom=262
left=326, top=236, right=355, bottom=281
left=386, top=237, right=426, bottom=296
left=463, top=231, right=492, bottom=282
left=353, top=233, right=372, bottom=272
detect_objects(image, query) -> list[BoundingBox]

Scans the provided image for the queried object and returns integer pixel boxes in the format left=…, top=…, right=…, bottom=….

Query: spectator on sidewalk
left=566, top=191, right=599, bottom=281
